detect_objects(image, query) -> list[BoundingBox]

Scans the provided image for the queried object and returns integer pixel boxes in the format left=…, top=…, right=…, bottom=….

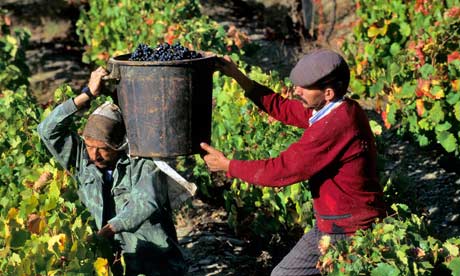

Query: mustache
left=292, top=95, right=326, bottom=110
left=90, top=157, right=105, bottom=164
left=293, top=95, right=309, bottom=105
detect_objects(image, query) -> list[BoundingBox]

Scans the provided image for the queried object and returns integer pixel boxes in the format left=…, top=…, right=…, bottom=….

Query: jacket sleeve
left=246, top=81, right=312, bottom=128
left=37, top=99, right=83, bottom=171
left=108, top=160, right=160, bottom=233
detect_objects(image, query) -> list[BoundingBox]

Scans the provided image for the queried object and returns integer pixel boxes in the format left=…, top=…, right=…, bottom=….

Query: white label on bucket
left=153, top=160, right=197, bottom=208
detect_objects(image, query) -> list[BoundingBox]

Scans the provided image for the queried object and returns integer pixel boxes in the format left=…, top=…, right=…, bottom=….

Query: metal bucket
left=105, top=52, right=216, bottom=158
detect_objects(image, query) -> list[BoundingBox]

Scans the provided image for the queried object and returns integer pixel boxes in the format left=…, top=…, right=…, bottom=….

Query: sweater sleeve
left=246, top=82, right=312, bottom=128
left=228, top=112, right=356, bottom=187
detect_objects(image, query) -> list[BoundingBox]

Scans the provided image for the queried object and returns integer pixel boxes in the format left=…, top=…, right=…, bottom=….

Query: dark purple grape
left=129, top=42, right=202, bottom=61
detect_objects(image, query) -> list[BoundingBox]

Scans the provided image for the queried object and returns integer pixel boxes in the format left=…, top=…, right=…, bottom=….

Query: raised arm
left=216, top=56, right=311, bottom=128
left=37, top=99, right=82, bottom=170
left=37, top=67, right=108, bottom=170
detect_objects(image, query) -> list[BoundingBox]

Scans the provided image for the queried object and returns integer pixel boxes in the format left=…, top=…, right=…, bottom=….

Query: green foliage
left=318, top=204, right=460, bottom=275
left=0, top=84, right=115, bottom=274
left=0, top=10, right=117, bottom=269
left=0, top=9, right=30, bottom=91
left=76, top=0, right=228, bottom=65
left=343, top=0, right=460, bottom=154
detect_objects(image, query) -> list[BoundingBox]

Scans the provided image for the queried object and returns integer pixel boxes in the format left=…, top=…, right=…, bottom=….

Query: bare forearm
left=232, top=70, right=255, bottom=92
left=73, top=93, right=92, bottom=109
left=217, top=56, right=254, bottom=92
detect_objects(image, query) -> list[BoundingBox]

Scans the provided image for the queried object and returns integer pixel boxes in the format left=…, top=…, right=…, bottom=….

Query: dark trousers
left=271, top=225, right=348, bottom=276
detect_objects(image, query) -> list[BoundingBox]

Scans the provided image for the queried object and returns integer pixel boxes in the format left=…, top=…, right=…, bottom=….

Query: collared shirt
left=309, top=97, right=344, bottom=126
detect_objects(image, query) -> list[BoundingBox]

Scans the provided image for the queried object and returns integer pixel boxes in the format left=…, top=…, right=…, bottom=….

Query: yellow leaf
left=91, top=38, right=100, bottom=48
left=6, top=208, right=24, bottom=226
left=431, top=79, right=440, bottom=86
left=379, top=27, right=387, bottom=36
left=6, top=35, right=18, bottom=46
left=236, top=95, right=248, bottom=106
left=47, top=233, right=66, bottom=252
left=48, top=270, right=62, bottom=276
left=0, top=245, right=10, bottom=258
left=452, top=80, right=459, bottom=91
left=356, top=62, right=363, bottom=75
left=368, top=26, right=379, bottom=37
left=10, top=253, right=21, bottom=265
left=432, top=87, right=445, bottom=99
left=7, top=208, right=18, bottom=220
left=318, top=235, right=331, bottom=255
left=367, top=21, right=389, bottom=38
left=416, top=99, right=425, bottom=116
left=94, top=257, right=110, bottom=276
left=381, top=20, right=389, bottom=35
left=423, top=41, right=434, bottom=53
left=2, top=222, right=10, bottom=244
left=70, top=241, right=78, bottom=253
left=112, top=49, right=129, bottom=56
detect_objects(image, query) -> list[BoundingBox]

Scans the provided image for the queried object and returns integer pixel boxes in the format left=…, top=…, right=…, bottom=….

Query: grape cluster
left=129, top=42, right=202, bottom=61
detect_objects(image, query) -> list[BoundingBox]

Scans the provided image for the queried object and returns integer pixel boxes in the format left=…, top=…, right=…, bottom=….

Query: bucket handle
left=103, top=58, right=120, bottom=80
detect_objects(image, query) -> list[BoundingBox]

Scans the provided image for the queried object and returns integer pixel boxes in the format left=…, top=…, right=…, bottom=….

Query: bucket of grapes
left=105, top=42, right=216, bottom=158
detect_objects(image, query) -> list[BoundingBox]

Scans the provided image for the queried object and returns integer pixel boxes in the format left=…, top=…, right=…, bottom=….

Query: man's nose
left=87, top=147, right=99, bottom=158
left=294, top=86, right=301, bottom=95
left=87, top=147, right=95, bottom=156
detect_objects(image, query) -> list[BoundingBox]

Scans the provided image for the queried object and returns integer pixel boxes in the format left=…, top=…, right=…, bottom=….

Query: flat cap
left=289, top=49, right=349, bottom=88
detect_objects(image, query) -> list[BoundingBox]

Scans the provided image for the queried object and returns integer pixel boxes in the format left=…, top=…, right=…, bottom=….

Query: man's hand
left=215, top=56, right=240, bottom=78
left=200, top=143, right=231, bottom=172
left=74, top=66, right=109, bottom=108
left=97, top=223, right=116, bottom=239
left=215, top=56, right=254, bottom=92
left=88, top=66, right=109, bottom=97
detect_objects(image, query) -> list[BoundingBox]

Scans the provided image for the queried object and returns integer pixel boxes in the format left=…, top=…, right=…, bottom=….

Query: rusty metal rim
left=109, top=51, right=217, bottom=66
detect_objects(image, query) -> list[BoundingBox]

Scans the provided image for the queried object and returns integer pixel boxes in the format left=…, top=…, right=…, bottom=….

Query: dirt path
left=177, top=199, right=277, bottom=275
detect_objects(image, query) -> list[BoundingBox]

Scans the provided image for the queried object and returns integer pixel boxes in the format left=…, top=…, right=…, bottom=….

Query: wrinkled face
left=84, top=137, right=120, bottom=169
left=294, top=86, right=327, bottom=110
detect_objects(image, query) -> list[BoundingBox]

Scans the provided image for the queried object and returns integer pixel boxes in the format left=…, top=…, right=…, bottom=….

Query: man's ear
left=324, top=88, right=336, bottom=101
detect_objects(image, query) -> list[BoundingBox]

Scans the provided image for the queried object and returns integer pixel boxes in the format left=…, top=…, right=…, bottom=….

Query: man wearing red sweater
left=200, top=49, right=386, bottom=275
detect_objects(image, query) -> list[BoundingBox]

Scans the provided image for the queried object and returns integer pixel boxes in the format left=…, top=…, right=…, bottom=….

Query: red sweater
left=228, top=83, right=386, bottom=234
